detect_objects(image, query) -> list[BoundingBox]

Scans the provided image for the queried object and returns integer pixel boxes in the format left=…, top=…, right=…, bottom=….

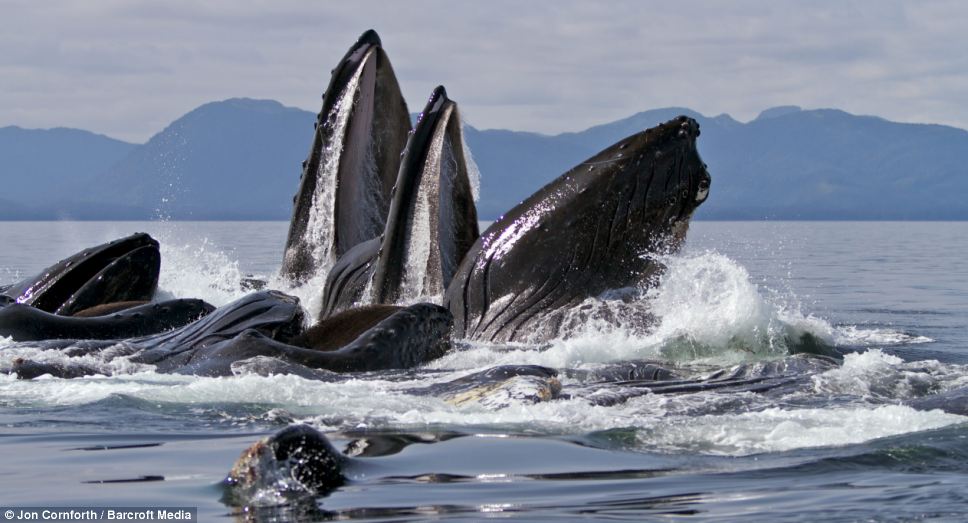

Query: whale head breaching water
left=280, top=29, right=412, bottom=284
left=445, top=116, right=712, bottom=343
left=319, top=86, right=480, bottom=319
left=371, top=85, right=480, bottom=305
left=0, top=232, right=161, bottom=315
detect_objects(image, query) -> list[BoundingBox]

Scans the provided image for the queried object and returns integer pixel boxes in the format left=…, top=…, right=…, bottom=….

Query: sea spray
left=300, top=65, right=365, bottom=279
left=431, top=250, right=930, bottom=370
left=460, top=118, right=481, bottom=202
left=155, top=239, right=247, bottom=307
left=645, top=251, right=813, bottom=362
left=399, top=173, right=433, bottom=301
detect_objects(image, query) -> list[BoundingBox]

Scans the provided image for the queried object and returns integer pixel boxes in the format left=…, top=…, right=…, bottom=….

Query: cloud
left=2, top=0, right=967, bottom=142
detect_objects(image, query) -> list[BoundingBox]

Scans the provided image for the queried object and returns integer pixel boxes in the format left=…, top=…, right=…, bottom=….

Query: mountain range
left=2, top=98, right=967, bottom=220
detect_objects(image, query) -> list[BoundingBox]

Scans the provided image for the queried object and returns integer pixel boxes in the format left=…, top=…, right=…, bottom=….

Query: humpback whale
left=0, top=299, right=213, bottom=342
left=6, top=291, right=304, bottom=379
left=1, top=233, right=161, bottom=315
left=371, top=86, right=480, bottom=304
left=445, top=116, right=711, bottom=343
left=222, top=353, right=968, bottom=506
left=160, top=302, right=451, bottom=377
left=224, top=365, right=561, bottom=502
left=226, top=425, right=348, bottom=503
left=7, top=291, right=452, bottom=379
left=281, top=29, right=412, bottom=284
left=1, top=30, right=961, bottom=516
left=320, top=86, right=480, bottom=318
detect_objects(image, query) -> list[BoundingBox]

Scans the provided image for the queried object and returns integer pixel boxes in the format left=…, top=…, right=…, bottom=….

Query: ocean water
left=1, top=220, right=966, bottom=521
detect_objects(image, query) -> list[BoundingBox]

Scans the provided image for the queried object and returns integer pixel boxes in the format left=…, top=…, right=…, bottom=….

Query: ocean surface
left=1, top=220, right=966, bottom=521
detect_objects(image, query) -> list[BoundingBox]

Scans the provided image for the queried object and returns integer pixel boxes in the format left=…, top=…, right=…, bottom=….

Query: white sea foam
left=300, top=54, right=367, bottom=282
left=637, top=404, right=965, bottom=456
left=1, top=362, right=963, bottom=456
left=0, top=342, right=151, bottom=385
left=813, top=349, right=968, bottom=400
left=833, top=325, right=934, bottom=346
left=4, top=233, right=959, bottom=456
left=434, top=251, right=839, bottom=370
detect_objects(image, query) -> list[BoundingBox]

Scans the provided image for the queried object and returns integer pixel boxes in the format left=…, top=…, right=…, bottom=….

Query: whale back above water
left=445, top=116, right=712, bottom=343
left=0, top=298, right=213, bottom=342
left=128, top=290, right=306, bottom=369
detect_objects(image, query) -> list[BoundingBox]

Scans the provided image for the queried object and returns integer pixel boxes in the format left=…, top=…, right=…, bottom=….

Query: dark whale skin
left=128, top=290, right=306, bottom=368
left=225, top=424, right=348, bottom=504
left=0, top=299, right=214, bottom=342
left=281, top=29, right=412, bottom=283
left=446, top=116, right=711, bottom=343
left=1, top=233, right=161, bottom=314
left=166, top=302, right=452, bottom=377
left=320, top=86, right=479, bottom=319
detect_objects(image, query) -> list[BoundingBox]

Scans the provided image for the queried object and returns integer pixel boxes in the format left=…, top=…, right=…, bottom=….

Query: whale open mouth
left=1, top=232, right=160, bottom=315
left=372, top=86, right=479, bottom=304
left=281, top=29, right=412, bottom=284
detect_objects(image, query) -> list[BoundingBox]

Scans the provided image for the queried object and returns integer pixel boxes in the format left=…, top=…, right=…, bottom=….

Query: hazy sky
left=3, top=0, right=968, bottom=142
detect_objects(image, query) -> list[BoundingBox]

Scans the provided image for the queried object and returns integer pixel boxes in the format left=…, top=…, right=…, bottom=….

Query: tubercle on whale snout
left=617, top=116, right=710, bottom=227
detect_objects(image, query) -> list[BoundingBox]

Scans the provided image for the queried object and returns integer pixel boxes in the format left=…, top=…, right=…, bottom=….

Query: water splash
left=813, top=349, right=968, bottom=400
left=433, top=251, right=831, bottom=369
left=0, top=342, right=152, bottom=390
left=155, top=239, right=248, bottom=307
left=644, top=251, right=824, bottom=362
left=2, top=357, right=963, bottom=458
left=435, top=250, right=935, bottom=370
left=286, top=53, right=369, bottom=288
left=5, top=226, right=961, bottom=457
left=833, top=325, right=934, bottom=346
left=399, top=170, right=434, bottom=301
left=152, top=127, right=188, bottom=221
left=460, top=117, right=481, bottom=202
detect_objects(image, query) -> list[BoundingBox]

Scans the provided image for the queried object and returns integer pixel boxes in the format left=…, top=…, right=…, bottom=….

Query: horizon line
left=4, top=98, right=966, bottom=145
